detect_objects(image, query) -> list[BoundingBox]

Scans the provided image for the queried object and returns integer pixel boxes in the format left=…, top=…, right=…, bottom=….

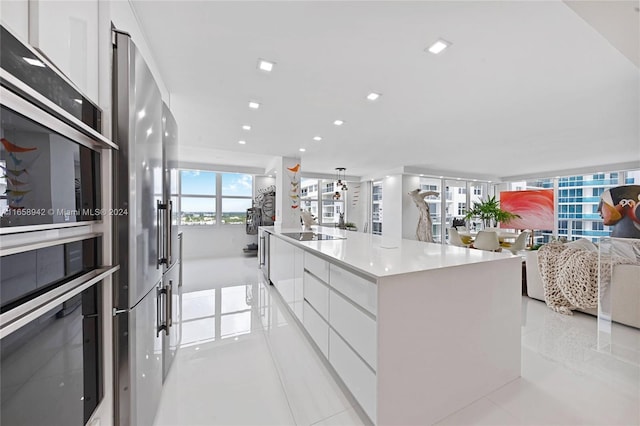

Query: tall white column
left=274, top=156, right=302, bottom=229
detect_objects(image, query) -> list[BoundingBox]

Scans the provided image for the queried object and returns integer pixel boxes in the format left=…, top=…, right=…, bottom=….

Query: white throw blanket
left=537, top=242, right=636, bottom=315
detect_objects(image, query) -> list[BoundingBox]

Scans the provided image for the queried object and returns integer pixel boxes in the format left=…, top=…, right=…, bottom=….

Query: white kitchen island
left=261, top=225, right=522, bottom=426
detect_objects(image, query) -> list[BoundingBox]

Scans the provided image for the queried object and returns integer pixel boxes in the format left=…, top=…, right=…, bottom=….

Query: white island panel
left=376, top=259, right=522, bottom=426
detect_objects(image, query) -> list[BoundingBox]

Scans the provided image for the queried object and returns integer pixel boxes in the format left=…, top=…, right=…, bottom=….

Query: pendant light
left=333, top=167, right=348, bottom=200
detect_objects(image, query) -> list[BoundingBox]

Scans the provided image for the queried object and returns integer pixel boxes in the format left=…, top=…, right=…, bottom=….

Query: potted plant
left=464, top=195, right=520, bottom=228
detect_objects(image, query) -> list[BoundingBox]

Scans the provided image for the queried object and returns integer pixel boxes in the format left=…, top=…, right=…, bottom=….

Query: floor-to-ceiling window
left=300, top=177, right=347, bottom=226
left=372, top=181, right=382, bottom=235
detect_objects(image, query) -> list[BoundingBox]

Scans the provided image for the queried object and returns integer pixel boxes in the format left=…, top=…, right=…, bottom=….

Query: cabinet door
left=330, top=291, right=377, bottom=369
left=29, top=0, right=99, bottom=101
left=329, top=330, right=377, bottom=423
left=292, top=246, right=304, bottom=320
left=1, top=1, right=29, bottom=40
left=270, top=237, right=294, bottom=304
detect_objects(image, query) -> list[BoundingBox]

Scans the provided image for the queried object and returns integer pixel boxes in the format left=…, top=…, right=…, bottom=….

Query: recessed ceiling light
left=385, top=175, right=390, bottom=178
left=366, top=92, right=381, bottom=101
left=248, top=101, right=261, bottom=109
left=313, top=136, right=322, bottom=141
left=257, top=59, right=275, bottom=72
left=439, top=176, right=443, bottom=178
left=299, top=148, right=306, bottom=152
left=238, top=140, right=246, bottom=145
left=419, top=174, right=424, bottom=177
left=333, top=120, right=344, bottom=126
left=242, top=125, right=251, bottom=131
left=426, top=39, right=451, bottom=55
left=23, top=57, right=45, bottom=67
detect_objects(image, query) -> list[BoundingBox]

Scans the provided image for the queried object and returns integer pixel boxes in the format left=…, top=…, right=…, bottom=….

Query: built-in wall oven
left=0, top=24, right=118, bottom=425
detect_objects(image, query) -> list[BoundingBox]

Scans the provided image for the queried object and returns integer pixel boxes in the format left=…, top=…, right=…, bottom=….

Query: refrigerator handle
left=156, top=286, right=166, bottom=337
left=166, top=280, right=173, bottom=332
left=259, top=236, right=265, bottom=266
left=166, top=201, right=173, bottom=265
left=157, top=200, right=163, bottom=268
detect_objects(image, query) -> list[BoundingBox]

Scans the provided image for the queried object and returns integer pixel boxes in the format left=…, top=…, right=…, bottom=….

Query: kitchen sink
left=282, top=232, right=345, bottom=241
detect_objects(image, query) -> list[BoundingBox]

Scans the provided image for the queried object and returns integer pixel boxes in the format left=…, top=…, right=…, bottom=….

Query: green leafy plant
left=464, top=195, right=520, bottom=228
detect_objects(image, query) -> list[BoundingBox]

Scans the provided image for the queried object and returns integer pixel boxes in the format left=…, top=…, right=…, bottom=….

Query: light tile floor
left=154, top=257, right=640, bottom=426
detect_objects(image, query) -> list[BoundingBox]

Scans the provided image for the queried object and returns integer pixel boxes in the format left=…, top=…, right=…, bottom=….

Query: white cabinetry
left=284, top=241, right=378, bottom=423
left=29, top=0, right=100, bottom=101
left=270, top=235, right=303, bottom=321
left=329, top=329, right=377, bottom=421
left=329, top=291, right=377, bottom=369
left=1, top=1, right=29, bottom=41
left=265, top=231, right=521, bottom=426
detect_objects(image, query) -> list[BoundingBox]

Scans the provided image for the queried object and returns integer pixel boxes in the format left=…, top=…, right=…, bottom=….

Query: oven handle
left=1, top=266, right=119, bottom=339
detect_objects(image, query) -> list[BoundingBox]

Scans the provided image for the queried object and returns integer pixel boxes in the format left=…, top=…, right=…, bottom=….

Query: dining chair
left=473, top=230, right=500, bottom=251
left=449, top=228, right=471, bottom=248
left=504, top=231, right=530, bottom=255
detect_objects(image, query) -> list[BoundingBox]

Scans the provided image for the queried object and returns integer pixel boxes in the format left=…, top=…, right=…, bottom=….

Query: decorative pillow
left=565, top=238, right=598, bottom=252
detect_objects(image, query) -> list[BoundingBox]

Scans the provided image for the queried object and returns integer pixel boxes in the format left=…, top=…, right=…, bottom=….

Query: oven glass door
left=1, top=237, right=101, bottom=313
left=0, top=281, right=103, bottom=425
left=0, top=104, right=101, bottom=229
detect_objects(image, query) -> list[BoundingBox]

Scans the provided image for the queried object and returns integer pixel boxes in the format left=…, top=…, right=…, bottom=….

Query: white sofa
left=525, top=246, right=640, bottom=329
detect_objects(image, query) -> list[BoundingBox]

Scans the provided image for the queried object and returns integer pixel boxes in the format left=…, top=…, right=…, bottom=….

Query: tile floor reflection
left=154, top=257, right=640, bottom=426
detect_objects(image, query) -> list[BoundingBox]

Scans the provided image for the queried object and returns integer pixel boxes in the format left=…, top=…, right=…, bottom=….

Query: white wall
left=180, top=225, right=256, bottom=260
left=382, top=175, right=403, bottom=239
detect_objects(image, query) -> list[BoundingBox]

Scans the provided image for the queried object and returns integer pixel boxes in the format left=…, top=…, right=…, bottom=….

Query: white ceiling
left=131, top=0, right=640, bottom=180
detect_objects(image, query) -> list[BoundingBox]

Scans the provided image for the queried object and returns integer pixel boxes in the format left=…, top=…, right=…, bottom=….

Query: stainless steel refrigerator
left=112, top=29, right=181, bottom=426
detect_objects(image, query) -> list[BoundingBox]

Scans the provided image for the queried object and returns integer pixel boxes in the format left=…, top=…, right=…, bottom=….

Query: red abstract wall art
left=500, top=189, right=554, bottom=230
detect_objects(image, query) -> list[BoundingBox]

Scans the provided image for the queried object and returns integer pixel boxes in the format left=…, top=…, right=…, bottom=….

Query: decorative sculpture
left=408, top=188, right=439, bottom=242
left=301, top=210, right=317, bottom=230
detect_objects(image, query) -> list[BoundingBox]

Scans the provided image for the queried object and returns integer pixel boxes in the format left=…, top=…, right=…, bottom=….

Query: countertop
left=262, top=225, right=516, bottom=279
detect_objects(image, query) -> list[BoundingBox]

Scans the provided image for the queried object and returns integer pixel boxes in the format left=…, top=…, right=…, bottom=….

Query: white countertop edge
left=261, top=225, right=518, bottom=280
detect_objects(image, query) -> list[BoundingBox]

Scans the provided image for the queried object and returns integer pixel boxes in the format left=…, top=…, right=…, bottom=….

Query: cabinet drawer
left=330, top=291, right=377, bottom=369
left=304, top=271, right=329, bottom=320
left=329, top=265, right=377, bottom=315
left=303, top=301, right=328, bottom=357
left=304, top=252, right=329, bottom=283
left=329, top=330, right=377, bottom=423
